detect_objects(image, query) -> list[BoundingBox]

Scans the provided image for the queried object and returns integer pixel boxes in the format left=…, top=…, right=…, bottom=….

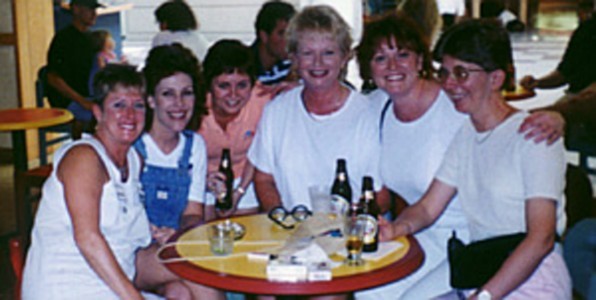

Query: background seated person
left=47, top=0, right=102, bottom=138
left=152, top=0, right=210, bottom=61
left=520, top=1, right=596, bottom=105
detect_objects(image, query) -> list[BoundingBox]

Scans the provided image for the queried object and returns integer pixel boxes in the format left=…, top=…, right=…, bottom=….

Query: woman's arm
left=47, top=71, right=94, bottom=111
left=253, top=168, right=282, bottom=212
left=474, top=198, right=557, bottom=300
left=180, top=201, right=204, bottom=230
left=379, top=179, right=456, bottom=241
left=232, top=161, right=255, bottom=208
left=59, top=146, right=142, bottom=300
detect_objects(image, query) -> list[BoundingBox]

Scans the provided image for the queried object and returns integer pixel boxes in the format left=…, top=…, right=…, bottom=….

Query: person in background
left=519, top=1, right=596, bottom=152
left=437, top=0, right=465, bottom=30
left=248, top=4, right=386, bottom=222
left=46, top=0, right=102, bottom=138
left=519, top=0, right=596, bottom=107
left=91, top=30, right=122, bottom=68
left=355, top=12, right=566, bottom=300
left=88, top=30, right=127, bottom=94
left=152, top=0, right=210, bottom=61
left=198, top=40, right=269, bottom=219
left=380, top=19, right=571, bottom=300
left=251, top=0, right=296, bottom=86
left=133, top=44, right=224, bottom=299
left=398, top=0, right=441, bottom=45
left=22, top=64, right=150, bottom=299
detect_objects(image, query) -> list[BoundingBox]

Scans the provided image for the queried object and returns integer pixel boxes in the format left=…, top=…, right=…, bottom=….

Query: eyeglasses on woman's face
left=434, top=65, right=486, bottom=84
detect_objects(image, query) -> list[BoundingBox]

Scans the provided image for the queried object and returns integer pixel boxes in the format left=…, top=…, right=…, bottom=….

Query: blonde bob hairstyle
left=286, top=5, right=353, bottom=57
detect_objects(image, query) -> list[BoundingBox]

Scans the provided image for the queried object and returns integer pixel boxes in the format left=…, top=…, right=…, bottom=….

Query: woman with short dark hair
left=152, top=0, right=210, bottom=61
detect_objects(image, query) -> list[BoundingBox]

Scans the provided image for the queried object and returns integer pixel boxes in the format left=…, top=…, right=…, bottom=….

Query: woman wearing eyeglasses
left=379, top=19, right=571, bottom=300
left=355, top=13, right=565, bottom=300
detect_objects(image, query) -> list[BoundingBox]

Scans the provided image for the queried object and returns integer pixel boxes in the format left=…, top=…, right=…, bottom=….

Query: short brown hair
left=356, top=12, right=433, bottom=82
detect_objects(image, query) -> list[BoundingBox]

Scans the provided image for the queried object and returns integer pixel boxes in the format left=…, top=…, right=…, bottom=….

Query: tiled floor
left=0, top=9, right=594, bottom=299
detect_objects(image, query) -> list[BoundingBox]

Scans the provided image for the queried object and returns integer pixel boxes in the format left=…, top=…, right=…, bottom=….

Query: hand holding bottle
left=207, top=171, right=228, bottom=198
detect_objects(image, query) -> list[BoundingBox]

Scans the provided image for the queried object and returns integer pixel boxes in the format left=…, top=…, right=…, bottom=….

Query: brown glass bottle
left=331, top=159, right=352, bottom=215
left=359, top=176, right=380, bottom=252
left=216, top=148, right=234, bottom=210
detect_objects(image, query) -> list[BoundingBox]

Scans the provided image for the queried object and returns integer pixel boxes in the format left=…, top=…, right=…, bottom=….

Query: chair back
left=9, top=236, right=24, bottom=300
left=35, top=66, right=48, bottom=108
left=35, top=66, right=72, bottom=165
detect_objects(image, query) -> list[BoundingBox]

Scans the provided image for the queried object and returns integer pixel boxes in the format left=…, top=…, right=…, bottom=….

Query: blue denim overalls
left=135, top=131, right=193, bottom=229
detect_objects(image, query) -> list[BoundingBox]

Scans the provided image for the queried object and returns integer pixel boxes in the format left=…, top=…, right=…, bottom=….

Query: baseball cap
left=70, top=0, right=105, bottom=8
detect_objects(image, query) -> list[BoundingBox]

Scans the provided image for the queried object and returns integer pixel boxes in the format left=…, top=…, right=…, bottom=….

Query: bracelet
left=236, top=186, right=246, bottom=195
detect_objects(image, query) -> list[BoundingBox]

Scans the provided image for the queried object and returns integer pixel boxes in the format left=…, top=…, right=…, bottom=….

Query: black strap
left=379, top=98, right=392, bottom=141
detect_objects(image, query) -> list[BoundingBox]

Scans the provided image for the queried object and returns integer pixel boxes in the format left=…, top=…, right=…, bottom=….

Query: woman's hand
left=519, top=111, right=565, bottom=145
left=378, top=217, right=411, bottom=242
left=214, top=188, right=244, bottom=218
left=519, top=75, right=538, bottom=91
left=207, top=171, right=227, bottom=198
left=150, top=225, right=176, bottom=245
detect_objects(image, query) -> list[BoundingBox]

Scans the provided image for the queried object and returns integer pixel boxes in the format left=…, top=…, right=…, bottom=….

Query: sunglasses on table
left=434, top=65, right=486, bottom=84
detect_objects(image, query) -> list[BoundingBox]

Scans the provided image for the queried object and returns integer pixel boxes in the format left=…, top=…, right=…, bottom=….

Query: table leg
left=11, top=130, right=27, bottom=172
left=11, top=130, right=31, bottom=242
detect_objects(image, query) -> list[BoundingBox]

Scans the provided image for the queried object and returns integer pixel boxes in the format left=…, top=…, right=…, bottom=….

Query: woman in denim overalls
left=133, top=44, right=224, bottom=300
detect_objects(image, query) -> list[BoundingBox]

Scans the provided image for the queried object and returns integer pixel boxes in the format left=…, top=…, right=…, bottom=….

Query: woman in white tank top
left=22, top=65, right=151, bottom=300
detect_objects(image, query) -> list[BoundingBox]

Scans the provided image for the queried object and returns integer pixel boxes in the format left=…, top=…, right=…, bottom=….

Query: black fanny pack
left=447, top=231, right=526, bottom=289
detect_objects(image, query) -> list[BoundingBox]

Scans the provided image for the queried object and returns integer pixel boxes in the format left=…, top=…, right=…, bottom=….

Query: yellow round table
left=160, top=214, right=424, bottom=296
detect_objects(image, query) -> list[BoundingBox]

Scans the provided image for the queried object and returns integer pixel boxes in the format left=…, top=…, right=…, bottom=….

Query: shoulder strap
left=133, top=136, right=148, bottom=160
left=379, top=98, right=392, bottom=141
left=178, top=130, right=194, bottom=169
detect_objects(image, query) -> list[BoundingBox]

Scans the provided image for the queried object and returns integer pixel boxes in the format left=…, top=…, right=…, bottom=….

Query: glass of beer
left=344, top=216, right=366, bottom=266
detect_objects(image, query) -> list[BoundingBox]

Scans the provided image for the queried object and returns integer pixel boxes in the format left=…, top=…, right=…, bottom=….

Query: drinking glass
left=308, top=185, right=332, bottom=216
left=209, top=223, right=234, bottom=256
left=344, top=216, right=366, bottom=266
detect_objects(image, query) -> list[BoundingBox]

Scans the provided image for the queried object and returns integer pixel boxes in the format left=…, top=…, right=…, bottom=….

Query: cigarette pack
left=266, top=260, right=308, bottom=282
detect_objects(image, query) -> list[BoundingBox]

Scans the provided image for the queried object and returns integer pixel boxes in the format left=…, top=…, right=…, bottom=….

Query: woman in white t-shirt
left=248, top=5, right=385, bottom=214
left=380, top=20, right=571, bottom=300
left=355, top=12, right=566, bottom=300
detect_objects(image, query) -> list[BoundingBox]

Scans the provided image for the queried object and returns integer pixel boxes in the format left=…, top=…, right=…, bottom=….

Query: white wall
left=124, top=0, right=300, bottom=47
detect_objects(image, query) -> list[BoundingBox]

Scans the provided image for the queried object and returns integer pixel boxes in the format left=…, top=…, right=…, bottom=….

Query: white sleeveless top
left=22, top=135, right=151, bottom=300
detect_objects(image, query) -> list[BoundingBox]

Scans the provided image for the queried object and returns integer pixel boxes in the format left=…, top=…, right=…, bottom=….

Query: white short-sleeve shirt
left=248, top=86, right=383, bottom=209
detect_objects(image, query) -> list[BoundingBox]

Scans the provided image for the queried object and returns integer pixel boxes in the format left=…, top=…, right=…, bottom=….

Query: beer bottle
left=359, top=176, right=380, bottom=252
left=216, top=148, right=234, bottom=210
left=330, top=159, right=352, bottom=215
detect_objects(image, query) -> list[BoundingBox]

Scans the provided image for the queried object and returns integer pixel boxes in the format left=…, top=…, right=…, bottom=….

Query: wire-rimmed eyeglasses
left=434, top=65, right=486, bottom=84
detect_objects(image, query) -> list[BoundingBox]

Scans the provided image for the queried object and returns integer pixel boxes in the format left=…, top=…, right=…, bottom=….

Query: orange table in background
left=503, top=85, right=536, bottom=101
left=0, top=108, right=73, bottom=237
left=0, top=108, right=73, bottom=172
left=160, top=214, right=424, bottom=296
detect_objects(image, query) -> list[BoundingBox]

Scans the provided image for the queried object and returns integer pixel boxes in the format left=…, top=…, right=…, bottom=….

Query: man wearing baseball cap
left=46, top=0, right=104, bottom=138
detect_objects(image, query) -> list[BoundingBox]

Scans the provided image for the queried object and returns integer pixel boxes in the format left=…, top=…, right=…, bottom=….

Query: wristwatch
left=477, top=290, right=492, bottom=300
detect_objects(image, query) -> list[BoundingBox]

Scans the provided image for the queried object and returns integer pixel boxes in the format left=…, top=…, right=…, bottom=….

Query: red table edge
left=161, top=230, right=425, bottom=296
